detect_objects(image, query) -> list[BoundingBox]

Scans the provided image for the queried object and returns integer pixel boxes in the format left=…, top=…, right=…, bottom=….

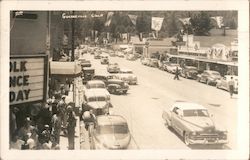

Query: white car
left=216, top=75, right=238, bottom=93
left=82, top=88, right=111, bottom=116
left=166, top=63, right=182, bottom=73
left=117, top=69, right=137, bottom=85
left=85, top=80, right=106, bottom=89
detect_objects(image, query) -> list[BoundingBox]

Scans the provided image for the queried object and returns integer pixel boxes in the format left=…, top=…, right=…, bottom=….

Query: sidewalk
left=59, top=116, right=80, bottom=150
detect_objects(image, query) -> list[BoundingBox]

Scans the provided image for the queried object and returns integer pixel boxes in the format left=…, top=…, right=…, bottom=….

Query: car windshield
left=86, top=83, right=105, bottom=89
left=120, top=70, right=133, bottom=74
left=88, top=96, right=106, bottom=102
left=211, top=72, right=220, bottom=76
left=183, top=109, right=209, bottom=117
left=96, top=124, right=129, bottom=134
left=171, top=64, right=180, bottom=67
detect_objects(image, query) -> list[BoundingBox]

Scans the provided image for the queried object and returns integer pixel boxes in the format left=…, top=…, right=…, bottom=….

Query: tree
left=190, top=12, right=213, bottom=36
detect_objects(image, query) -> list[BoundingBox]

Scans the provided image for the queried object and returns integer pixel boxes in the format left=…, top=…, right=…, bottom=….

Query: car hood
left=119, top=74, right=136, bottom=78
left=182, top=116, right=215, bottom=132
left=87, top=101, right=108, bottom=109
left=95, top=134, right=131, bottom=149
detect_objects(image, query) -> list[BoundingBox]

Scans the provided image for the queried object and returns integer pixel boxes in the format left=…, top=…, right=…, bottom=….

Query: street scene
left=9, top=11, right=238, bottom=150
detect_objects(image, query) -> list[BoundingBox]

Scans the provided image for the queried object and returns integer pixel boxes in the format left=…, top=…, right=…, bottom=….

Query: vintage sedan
left=141, top=57, right=150, bottom=66
left=92, top=74, right=129, bottom=94
left=148, top=58, right=159, bottom=68
left=107, top=63, right=120, bottom=73
left=89, top=115, right=131, bottom=149
left=197, top=70, right=221, bottom=85
left=180, top=66, right=198, bottom=79
left=162, top=101, right=228, bottom=146
left=216, top=75, right=238, bottom=93
left=126, top=54, right=137, bottom=61
left=100, top=54, right=109, bottom=65
left=82, top=89, right=111, bottom=116
left=165, top=63, right=182, bottom=73
left=85, top=80, right=106, bottom=89
left=117, top=69, right=137, bottom=85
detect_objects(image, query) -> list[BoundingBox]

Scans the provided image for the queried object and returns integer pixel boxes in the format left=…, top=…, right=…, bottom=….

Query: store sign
left=10, top=55, right=48, bottom=105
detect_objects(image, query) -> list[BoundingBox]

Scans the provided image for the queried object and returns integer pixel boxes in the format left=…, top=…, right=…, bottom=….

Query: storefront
left=9, top=54, right=49, bottom=143
left=49, top=61, right=82, bottom=113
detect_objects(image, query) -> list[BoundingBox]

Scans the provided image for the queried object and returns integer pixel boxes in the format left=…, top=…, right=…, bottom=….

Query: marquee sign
left=10, top=55, right=48, bottom=105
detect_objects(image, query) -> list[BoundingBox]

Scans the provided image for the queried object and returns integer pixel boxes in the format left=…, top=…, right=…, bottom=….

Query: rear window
left=183, top=109, right=209, bottom=117
left=96, top=124, right=128, bottom=134
left=86, top=83, right=105, bottom=89
left=88, top=96, right=106, bottom=102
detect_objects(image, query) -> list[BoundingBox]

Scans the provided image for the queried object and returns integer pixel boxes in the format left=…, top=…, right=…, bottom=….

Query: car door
left=171, top=107, right=183, bottom=135
left=221, top=76, right=227, bottom=90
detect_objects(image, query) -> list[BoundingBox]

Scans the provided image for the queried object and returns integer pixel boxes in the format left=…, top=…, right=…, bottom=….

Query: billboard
left=9, top=55, right=48, bottom=105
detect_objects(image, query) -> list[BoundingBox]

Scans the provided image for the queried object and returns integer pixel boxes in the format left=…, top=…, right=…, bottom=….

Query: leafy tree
left=190, top=12, right=213, bottom=36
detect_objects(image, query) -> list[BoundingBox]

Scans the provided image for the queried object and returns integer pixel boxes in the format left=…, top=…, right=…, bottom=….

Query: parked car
left=180, top=66, right=198, bottom=79
left=216, top=75, right=238, bottom=93
left=94, top=52, right=102, bottom=59
left=162, top=101, right=228, bottom=146
left=117, top=69, right=137, bottom=85
left=100, top=54, right=109, bottom=64
left=116, top=51, right=125, bottom=58
left=85, top=80, right=106, bottom=89
left=82, top=67, right=95, bottom=84
left=92, top=74, right=129, bottom=94
left=107, top=63, right=120, bottom=73
left=82, top=88, right=111, bottom=116
left=148, top=58, right=159, bottom=67
left=79, top=58, right=91, bottom=67
left=197, top=70, right=222, bottom=85
left=126, top=54, right=137, bottom=61
left=141, top=57, right=150, bottom=66
left=165, top=63, right=182, bottom=73
left=89, top=115, right=131, bottom=149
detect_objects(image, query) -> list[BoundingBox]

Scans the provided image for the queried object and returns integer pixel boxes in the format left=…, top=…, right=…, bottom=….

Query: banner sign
left=105, top=12, right=114, bottom=26
left=151, top=17, right=164, bottom=31
left=10, top=55, right=48, bottom=105
left=128, top=14, right=137, bottom=26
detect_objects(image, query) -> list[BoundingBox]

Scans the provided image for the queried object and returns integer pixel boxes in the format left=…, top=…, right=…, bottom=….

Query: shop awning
left=50, top=61, right=81, bottom=76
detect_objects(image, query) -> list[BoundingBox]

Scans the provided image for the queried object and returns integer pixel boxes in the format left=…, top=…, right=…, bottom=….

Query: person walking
left=174, top=66, right=180, bottom=80
left=57, top=95, right=67, bottom=134
left=51, top=111, right=62, bottom=144
left=66, top=105, right=76, bottom=150
left=228, top=76, right=235, bottom=98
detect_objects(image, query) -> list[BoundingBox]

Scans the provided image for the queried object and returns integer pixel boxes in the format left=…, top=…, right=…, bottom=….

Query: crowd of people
left=10, top=89, right=77, bottom=150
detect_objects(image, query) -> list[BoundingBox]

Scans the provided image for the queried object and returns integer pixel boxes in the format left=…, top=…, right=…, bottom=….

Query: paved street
left=79, top=53, right=237, bottom=150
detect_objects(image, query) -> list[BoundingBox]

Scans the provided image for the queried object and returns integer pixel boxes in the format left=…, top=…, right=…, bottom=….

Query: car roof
left=87, top=80, right=105, bottom=85
left=173, top=102, right=207, bottom=110
left=96, top=115, right=128, bottom=126
left=85, top=88, right=109, bottom=98
left=108, top=79, right=123, bottom=83
left=185, top=66, right=197, bottom=69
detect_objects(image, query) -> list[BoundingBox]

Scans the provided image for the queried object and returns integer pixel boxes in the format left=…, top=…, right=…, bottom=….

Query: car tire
left=123, top=90, right=127, bottom=94
left=183, top=132, right=190, bottom=146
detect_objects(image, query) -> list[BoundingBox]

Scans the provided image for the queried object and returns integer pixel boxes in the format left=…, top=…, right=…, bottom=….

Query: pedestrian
left=51, top=111, right=62, bottom=144
left=57, top=95, right=67, bottom=134
left=174, top=66, right=180, bottom=80
left=66, top=105, right=76, bottom=150
left=228, top=76, right=235, bottom=98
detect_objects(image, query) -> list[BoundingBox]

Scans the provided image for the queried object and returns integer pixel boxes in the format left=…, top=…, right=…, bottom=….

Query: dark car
left=82, top=67, right=95, bottom=84
left=92, top=74, right=129, bottom=94
left=181, top=66, right=198, bottom=79
left=107, top=63, right=120, bottom=73
left=197, top=70, right=222, bottom=85
left=89, top=115, right=131, bottom=149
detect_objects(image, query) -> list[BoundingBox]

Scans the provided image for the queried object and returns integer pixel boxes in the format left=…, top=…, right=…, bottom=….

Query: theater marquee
left=10, top=55, right=48, bottom=105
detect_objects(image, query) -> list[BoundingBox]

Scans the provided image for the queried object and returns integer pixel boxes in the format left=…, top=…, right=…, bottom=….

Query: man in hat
left=66, top=105, right=76, bottom=150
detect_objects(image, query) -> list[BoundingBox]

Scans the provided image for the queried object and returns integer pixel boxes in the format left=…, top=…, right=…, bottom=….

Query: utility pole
left=71, top=11, right=75, bottom=61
